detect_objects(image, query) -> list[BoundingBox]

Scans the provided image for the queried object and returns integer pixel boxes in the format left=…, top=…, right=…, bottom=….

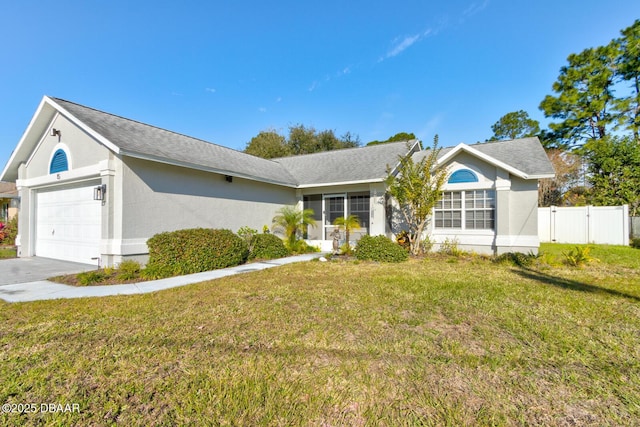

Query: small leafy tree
left=333, top=214, right=360, bottom=254
left=386, top=136, right=449, bottom=255
left=271, top=206, right=317, bottom=249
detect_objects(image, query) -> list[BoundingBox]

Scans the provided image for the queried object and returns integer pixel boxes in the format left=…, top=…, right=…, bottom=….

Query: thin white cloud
left=276, top=97, right=282, bottom=103
left=387, top=34, right=421, bottom=58
left=463, top=0, right=489, bottom=18
left=258, top=107, right=267, bottom=113
left=380, top=28, right=435, bottom=62
left=308, top=81, right=318, bottom=92
left=205, top=87, right=216, bottom=93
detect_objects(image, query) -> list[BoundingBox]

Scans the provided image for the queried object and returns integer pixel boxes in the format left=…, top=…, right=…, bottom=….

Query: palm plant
left=271, top=206, right=317, bottom=249
left=333, top=215, right=361, bottom=254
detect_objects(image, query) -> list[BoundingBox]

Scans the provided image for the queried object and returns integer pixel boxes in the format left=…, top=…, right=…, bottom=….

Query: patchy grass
left=1, top=246, right=639, bottom=425
left=0, top=246, right=16, bottom=259
left=540, top=242, right=640, bottom=269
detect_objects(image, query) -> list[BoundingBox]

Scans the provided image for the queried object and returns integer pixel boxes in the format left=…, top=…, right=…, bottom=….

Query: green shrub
left=355, top=235, right=408, bottom=263
left=493, top=252, right=536, bottom=268
left=146, top=228, right=249, bottom=278
left=0, top=216, right=17, bottom=245
left=237, top=226, right=258, bottom=252
left=250, top=233, right=290, bottom=260
left=77, top=270, right=108, bottom=286
left=563, top=245, right=595, bottom=267
left=117, top=260, right=142, bottom=281
left=631, top=238, right=640, bottom=249
left=438, top=238, right=466, bottom=257
left=287, top=239, right=320, bottom=254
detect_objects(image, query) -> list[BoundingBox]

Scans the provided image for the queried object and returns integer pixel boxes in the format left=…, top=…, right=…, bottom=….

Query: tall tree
left=582, top=135, right=640, bottom=215
left=538, top=149, right=582, bottom=206
left=245, top=126, right=361, bottom=159
left=244, top=130, right=289, bottom=159
left=540, top=44, right=619, bottom=145
left=617, top=19, right=640, bottom=140
left=489, top=110, right=540, bottom=141
left=385, top=135, right=449, bottom=255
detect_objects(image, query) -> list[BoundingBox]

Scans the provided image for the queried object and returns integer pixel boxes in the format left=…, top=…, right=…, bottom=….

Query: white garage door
left=35, top=183, right=102, bottom=264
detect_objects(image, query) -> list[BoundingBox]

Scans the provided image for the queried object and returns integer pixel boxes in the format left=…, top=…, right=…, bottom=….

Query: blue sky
left=1, top=0, right=639, bottom=167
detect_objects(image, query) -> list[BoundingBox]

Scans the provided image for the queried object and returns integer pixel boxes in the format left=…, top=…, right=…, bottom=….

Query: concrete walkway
left=0, top=253, right=324, bottom=303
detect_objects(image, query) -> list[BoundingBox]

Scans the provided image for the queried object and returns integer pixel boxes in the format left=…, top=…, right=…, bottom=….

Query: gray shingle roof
left=416, top=137, right=555, bottom=178
left=273, top=141, right=418, bottom=186
left=47, top=98, right=552, bottom=187
left=52, top=98, right=298, bottom=186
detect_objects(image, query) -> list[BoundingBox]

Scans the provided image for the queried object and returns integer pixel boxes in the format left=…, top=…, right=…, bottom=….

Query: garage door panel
left=35, top=183, right=102, bottom=264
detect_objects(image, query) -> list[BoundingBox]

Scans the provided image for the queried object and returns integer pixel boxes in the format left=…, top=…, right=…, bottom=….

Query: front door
left=324, top=194, right=346, bottom=240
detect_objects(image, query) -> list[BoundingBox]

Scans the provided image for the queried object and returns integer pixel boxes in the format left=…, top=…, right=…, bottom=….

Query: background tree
left=246, top=125, right=360, bottom=158
left=582, top=135, right=640, bottom=215
left=616, top=19, right=640, bottom=140
left=385, top=135, right=449, bottom=255
left=489, top=110, right=540, bottom=141
left=367, top=132, right=417, bottom=146
left=244, top=130, right=290, bottom=159
left=538, top=149, right=582, bottom=206
left=540, top=43, right=619, bottom=145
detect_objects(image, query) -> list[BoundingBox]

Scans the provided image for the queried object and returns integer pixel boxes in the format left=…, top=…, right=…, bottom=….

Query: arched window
left=49, top=149, right=69, bottom=173
left=448, top=169, right=478, bottom=184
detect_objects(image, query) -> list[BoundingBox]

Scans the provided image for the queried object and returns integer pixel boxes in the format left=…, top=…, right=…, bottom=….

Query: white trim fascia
left=45, top=97, right=122, bottom=154
left=1, top=97, right=51, bottom=181
left=438, top=143, right=533, bottom=180
left=16, top=163, right=102, bottom=188
left=386, top=139, right=423, bottom=176
left=25, top=112, right=59, bottom=169
left=120, top=150, right=299, bottom=188
left=296, top=178, right=384, bottom=189
left=101, top=238, right=149, bottom=256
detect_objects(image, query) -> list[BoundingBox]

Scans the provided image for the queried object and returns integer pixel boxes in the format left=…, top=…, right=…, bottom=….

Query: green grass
left=0, top=247, right=16, bottom=259
left=1, top=245, right=639, bottom=425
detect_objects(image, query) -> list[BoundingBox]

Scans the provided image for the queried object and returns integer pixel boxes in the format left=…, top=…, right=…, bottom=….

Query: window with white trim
left=435, top=190, right=495, bottom=230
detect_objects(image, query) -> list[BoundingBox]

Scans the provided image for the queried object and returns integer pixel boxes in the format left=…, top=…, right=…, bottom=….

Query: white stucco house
left=0, top=96, right=554, bottom=265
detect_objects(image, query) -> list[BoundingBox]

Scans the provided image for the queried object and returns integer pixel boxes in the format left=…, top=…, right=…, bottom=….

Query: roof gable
left=414, top=137, right=554, bottom=180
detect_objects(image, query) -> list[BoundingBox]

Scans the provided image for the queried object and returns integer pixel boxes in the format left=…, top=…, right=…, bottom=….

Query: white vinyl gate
left=538, top=205, right=629, bottom=246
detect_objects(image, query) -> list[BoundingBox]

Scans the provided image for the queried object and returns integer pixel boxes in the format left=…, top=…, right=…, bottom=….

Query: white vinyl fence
left=538, top=205, right=629, bottom=246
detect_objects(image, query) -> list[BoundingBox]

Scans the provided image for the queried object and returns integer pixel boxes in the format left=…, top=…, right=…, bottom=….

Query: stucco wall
left=120, top=157, right=297, bottom=243
left=26, top=114, right=109, bottom=179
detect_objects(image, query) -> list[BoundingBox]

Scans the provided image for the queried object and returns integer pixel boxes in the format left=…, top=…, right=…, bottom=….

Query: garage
left=35, top=181, right=102, bottom=264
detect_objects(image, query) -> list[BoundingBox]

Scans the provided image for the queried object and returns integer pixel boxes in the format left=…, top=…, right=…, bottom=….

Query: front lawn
left=0, top=246, right=16, bottom=259
left=0, top=245, right=638, bottom=425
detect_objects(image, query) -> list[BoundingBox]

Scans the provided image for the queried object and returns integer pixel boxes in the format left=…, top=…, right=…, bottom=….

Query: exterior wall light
left=94, top=184, right=106, bottom=201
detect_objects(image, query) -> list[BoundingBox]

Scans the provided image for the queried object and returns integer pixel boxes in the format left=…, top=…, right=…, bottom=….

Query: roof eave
left=296, top=178, right=385, bottom=189
left=120, top=150, right=299, bottom=188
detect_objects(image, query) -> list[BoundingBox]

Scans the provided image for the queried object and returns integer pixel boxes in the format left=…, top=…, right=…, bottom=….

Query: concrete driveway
left=0, top=257, right=95, bottom=286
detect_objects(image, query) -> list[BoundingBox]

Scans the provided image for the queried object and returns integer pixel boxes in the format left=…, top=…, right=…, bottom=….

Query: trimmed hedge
left=355, top=235, right=408, bottom=263
left=146, top=228, right=248, bottom=278
left=249, top=233, right=290, bottom=260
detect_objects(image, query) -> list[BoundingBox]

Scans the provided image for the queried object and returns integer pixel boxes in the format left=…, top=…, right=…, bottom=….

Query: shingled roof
left=1, top=96, right=554, bottom=186
left=414, top=137, right=555, bottom=179
left=50, top=98, right=299, bottom=187
left=273, top=140, right=419, bottom=187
